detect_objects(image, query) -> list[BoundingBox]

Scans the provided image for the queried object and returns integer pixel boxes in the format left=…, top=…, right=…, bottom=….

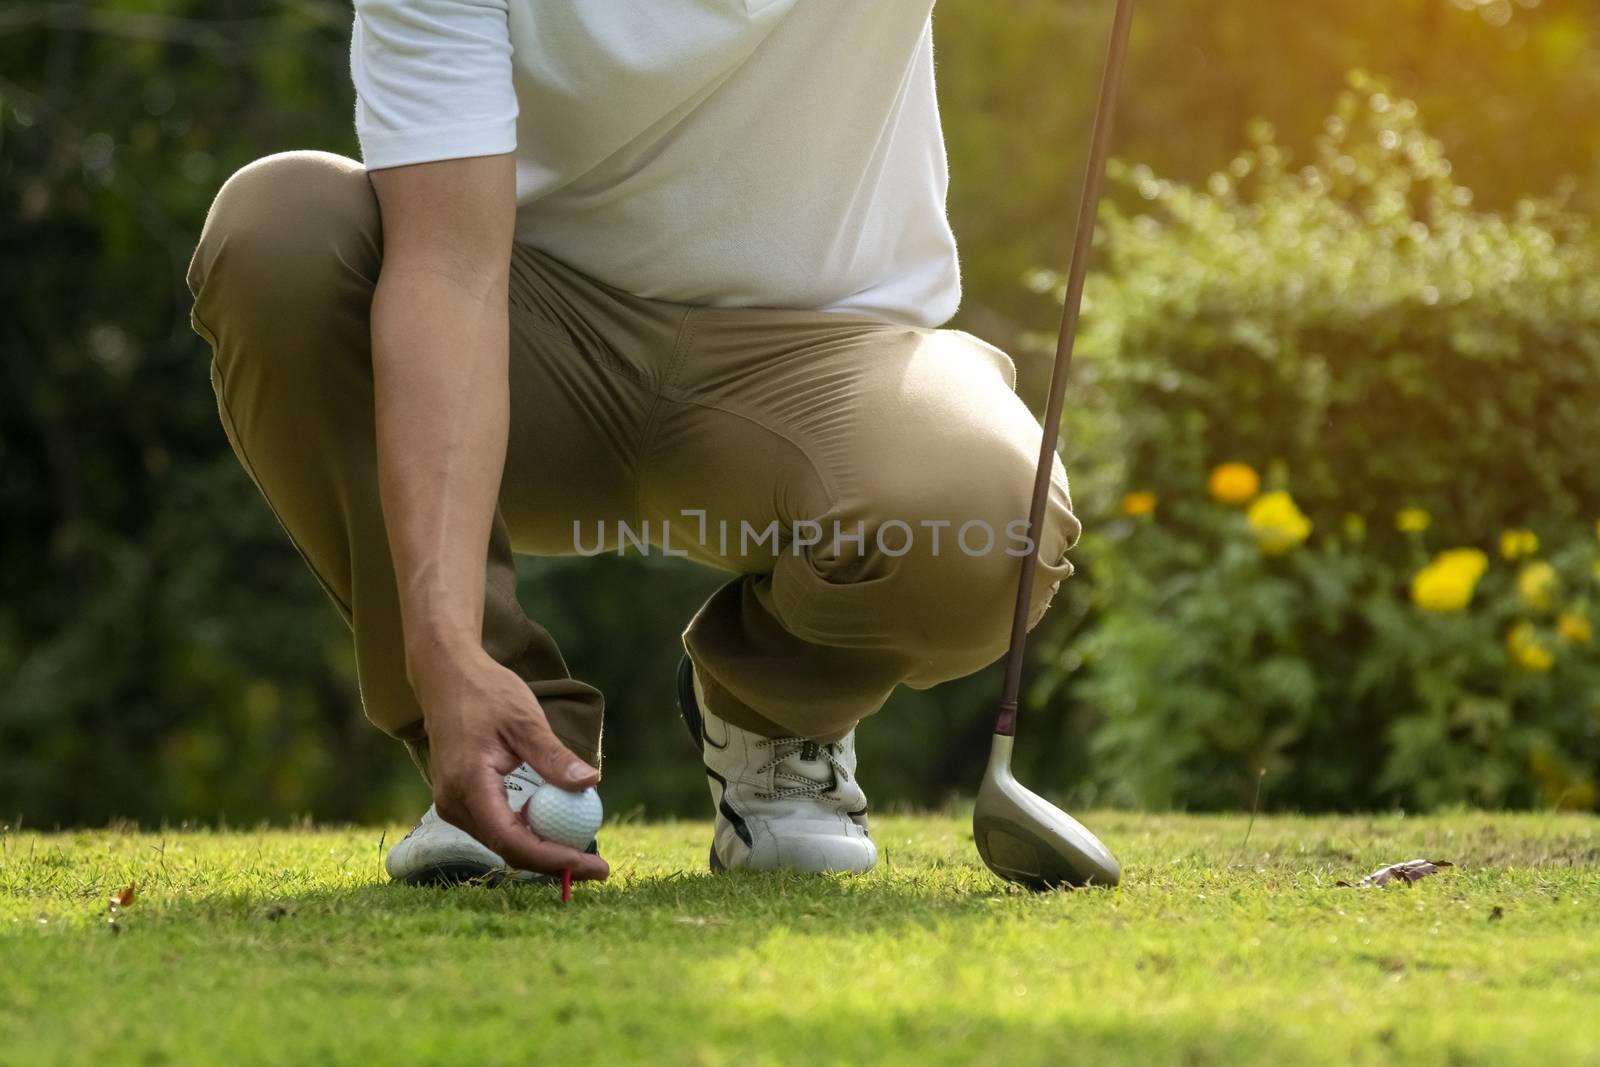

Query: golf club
left=972, top=0, right=1134, bottom=891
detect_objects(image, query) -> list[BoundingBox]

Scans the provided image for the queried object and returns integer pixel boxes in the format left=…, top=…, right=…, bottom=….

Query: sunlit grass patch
left=2, top=813, right=1596, bottom=1066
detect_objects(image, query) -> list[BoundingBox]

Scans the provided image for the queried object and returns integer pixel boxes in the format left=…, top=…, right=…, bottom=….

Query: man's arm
left=368, top=154, right=606, bottom=881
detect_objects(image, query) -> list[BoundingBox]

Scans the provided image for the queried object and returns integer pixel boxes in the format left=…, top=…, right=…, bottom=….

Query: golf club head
left=973, top=734, right=1120, bottom=890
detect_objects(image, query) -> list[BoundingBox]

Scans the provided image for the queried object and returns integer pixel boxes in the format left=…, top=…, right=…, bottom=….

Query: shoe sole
left=679, top=654, right=733, bottom=875
left=676, top=653, right=704, bottom=748
left=391, top=840, right=600, bottom=887
left=396, top=862, right=533, bottom=887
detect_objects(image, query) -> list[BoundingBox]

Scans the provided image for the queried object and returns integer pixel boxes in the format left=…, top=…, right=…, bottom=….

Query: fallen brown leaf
left=1338, top=858, right=1453, bottom=888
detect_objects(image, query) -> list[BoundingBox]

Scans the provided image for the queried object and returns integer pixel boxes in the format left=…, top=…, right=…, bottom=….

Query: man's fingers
left=505, top=711, right=599, bottom=791
left=468, top=772, right=608, bottom=881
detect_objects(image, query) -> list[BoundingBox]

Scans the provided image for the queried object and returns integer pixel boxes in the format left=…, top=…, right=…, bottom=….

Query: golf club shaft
left=996, top=0, right=1135, bottom=736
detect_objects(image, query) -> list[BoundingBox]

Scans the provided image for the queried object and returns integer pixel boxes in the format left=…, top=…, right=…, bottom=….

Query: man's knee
left=879, top=498, right=1076, bottom=675
left=805, top=429, right=1079, bottom=669
left=188, top=151, right=380, bottom=324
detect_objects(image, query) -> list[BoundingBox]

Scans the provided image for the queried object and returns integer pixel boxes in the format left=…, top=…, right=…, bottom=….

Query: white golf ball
left=524, top=785, right=603, bottom=849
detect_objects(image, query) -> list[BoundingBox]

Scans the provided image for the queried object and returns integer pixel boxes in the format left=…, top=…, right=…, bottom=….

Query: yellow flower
left=1529, top=749, right=1598, bottom=811
left=1395, top=507, right=1431, bottom=533
left=1517, top=561, right=1558, bottom=611
left=1409, top=548, right=1488, bottom=612
left=1208, top=463, right=1260, bottom=505
left=1499, top=528, right=1539, bottom=561
left=1247, top=491, right=1312, bottom=554
left=1557, top=611, right=1593, bottom=645
left=1122, top=491, right=1157, bottom=517
left=1507, top=621, right=1554, bottom=672
left=1342, top=513, right=1367, bottom=542
left=1567, top=781, right=1600, bottom=811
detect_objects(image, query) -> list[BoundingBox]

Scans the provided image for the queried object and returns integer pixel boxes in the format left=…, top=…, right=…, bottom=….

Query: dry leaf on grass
left=105, top=881, right=137, bottom=936
left=1337, top=858, right=1453, bottom=888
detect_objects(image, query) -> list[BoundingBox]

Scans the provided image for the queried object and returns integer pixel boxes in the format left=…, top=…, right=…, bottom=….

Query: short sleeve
left=350, top=0, right=518, bottom=170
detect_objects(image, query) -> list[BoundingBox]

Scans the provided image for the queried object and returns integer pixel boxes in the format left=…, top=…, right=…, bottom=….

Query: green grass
left=2, top=812, right=1597, bottom=1067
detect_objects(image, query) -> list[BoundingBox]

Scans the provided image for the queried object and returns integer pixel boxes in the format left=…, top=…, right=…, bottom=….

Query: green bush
left=1038, top=78, right=1600, bottom=811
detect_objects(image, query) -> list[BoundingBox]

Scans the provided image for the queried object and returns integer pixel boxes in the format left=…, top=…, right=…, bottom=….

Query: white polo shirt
left=350, top=0, right=961, bottom=326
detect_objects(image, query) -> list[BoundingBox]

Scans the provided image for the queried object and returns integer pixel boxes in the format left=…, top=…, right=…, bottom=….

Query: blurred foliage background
left=3, top=0, right=1597, bottom=826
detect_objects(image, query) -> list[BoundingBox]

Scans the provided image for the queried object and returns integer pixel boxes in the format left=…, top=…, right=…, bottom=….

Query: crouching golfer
left=188, top=0, right=1078, bottom=884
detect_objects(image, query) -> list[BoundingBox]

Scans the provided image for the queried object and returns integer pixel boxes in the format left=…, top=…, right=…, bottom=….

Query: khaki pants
left=187, top=151, right=1078, bottom=773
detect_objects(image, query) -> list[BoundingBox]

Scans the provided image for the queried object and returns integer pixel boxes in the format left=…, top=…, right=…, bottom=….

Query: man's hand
left=412, top=647, right=607, bottom=881
left=367, top=155, right=605, bottom=880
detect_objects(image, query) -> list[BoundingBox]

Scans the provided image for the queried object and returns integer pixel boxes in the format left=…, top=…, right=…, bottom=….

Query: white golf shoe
left=677, top=656, right=877, bottom=874
left=385, top=763, right=596, bottom=885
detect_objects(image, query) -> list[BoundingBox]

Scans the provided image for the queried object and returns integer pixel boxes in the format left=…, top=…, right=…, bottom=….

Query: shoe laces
left=754, top=738, right=849, bottom=801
